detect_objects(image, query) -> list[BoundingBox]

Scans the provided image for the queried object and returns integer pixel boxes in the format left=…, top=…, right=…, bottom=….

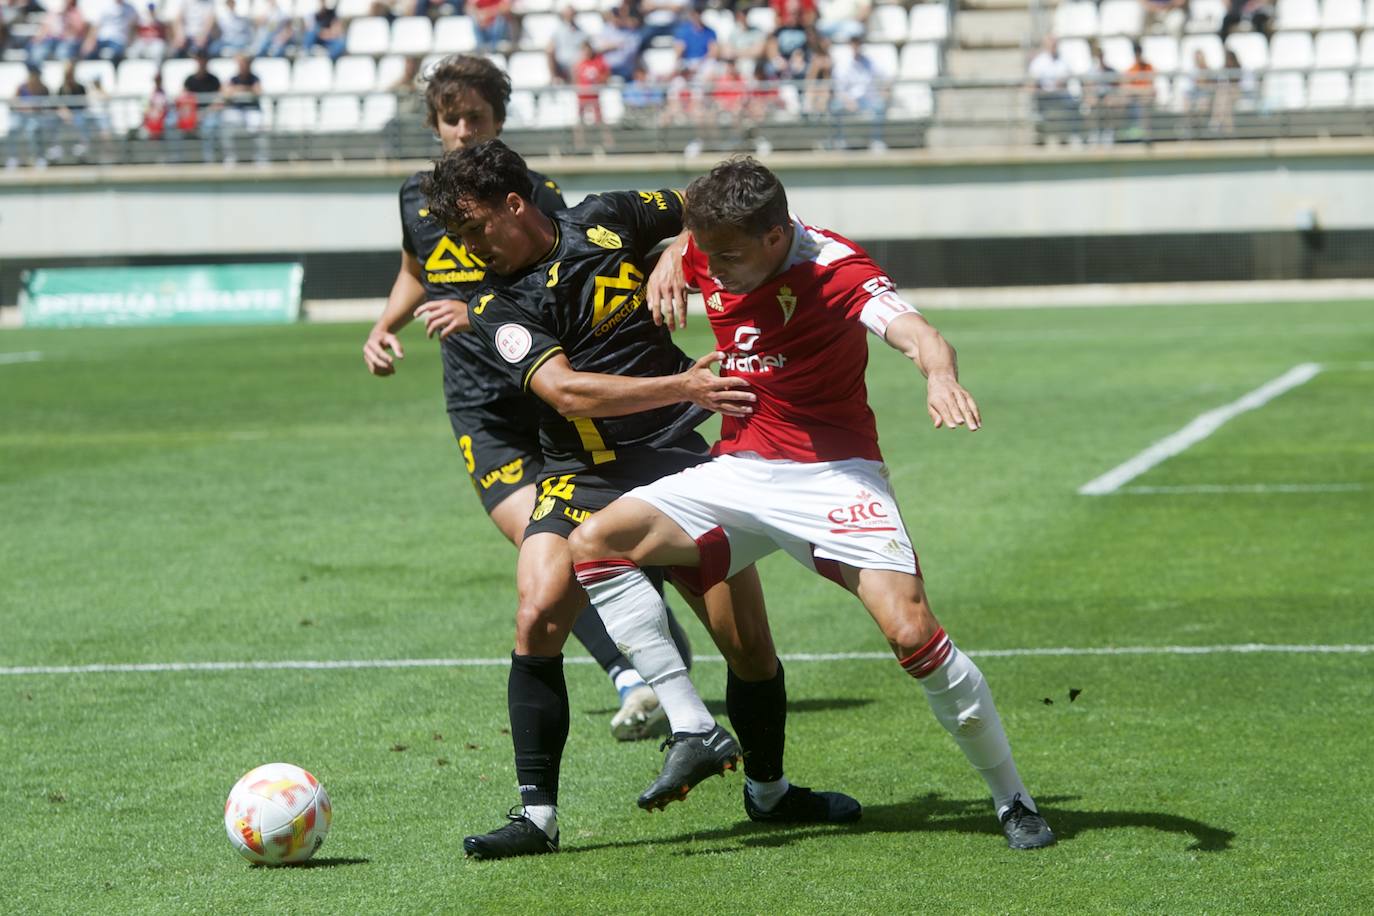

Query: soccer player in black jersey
left=360, top=54, right=690, bottom=742
left=423, top=140, right=860, bottom=861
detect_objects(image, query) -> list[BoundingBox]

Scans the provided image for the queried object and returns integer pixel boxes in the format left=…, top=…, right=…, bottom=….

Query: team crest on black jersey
left=586, top=226, right=622, bottom=249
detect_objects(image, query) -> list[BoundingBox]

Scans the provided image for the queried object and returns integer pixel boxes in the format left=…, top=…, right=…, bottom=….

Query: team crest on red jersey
left=706, top=291, right=723, bottom=311
left=777, top=285, right=797, bottom=324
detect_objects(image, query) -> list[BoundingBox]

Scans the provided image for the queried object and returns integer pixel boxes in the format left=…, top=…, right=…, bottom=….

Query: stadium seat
left=1181, top=33, right=1225, bottom=69
left=1098, top=0, right=1145, bottom=36
left=433, top=17, right=478, bottom=54
left=160, top=57, right=197, bottom=93
left=346, top=17, right=391, bottom=56
left=1057, top=37, right=1093, bottom=74
left=702, top=8, right=735, bottom=42
left=482, top=52, right=508, bottom=72
left=599, top=86, right=624, bottom=124
left=116, top=58, right=159, bottom=97
left=0, top=103, right=9, bottom=140
left=513, top=0, right=554, bottom=13
left=569, top=0, right=600, bottom=11
left=1319, top=0, right=1364, bottom=29
left=253, top=58, right=291, bottom=95
left=361, top=91, right=399, bottom=129
left=318, top=94, right=361, bottom=130
left=507, top=88, right=538, bottom=126
left=519, top=12, right=560, bottom=50
left=0, top=62, right=26, bottom=100
left=209, top=57, right=239, bottom=85
left=74, top=59, right=115, bottom=92
left=908, top=4, right=948, bottom=42
left=274, top=95, right=317, bottom=131
left=1270, top=31, right=1315, bottom=69
left=508, top=50, right=552, bottom=89
left=1263, top=71, right=1307, bottom=107
left=1307, top=69, right=1350, bottom=104
left=860, top=42, right=899, bottom=76
left=892, top=82, right=934, bottom=117
left=642, top=46, right=677, bottom=80
left=40, top=60, right=66, bottom=90
left=375, top=54, right=408, bottom=91
left=746, top=5, right=777, bottom=33
left=1053, top=1, right=1099, bottom=39
left=1313, top=29, right=1358, bottom=67
left=335, top=0, right=372, bottom=17
left=1353, top=69, right=1374, bottom=103
left=573, top=11, right=604, bottom=35
left=1143, top=34, right=1180, bottom=72
left=1186, top=0, right=1229, bottom=32
left=291, top=56, right=334, bottom=94
left=334, top=55, right=377, bottom=92
left=1226, top=31, right=1270, bottom=70
left=866, top=4, right=908, bottom=41
left=536, top=88, right=577, bottom=127
left=1367, top=0, right=1374, bottom=26
left=899, top=41, right=940, bottom=79
left=1276, top=0, right=1322, bottom=29
left=1362, top=31, right=1374, bottom=66
left=1101, top=35, right=1136, bottom=71
left=390, top=17, right=435, bottom=56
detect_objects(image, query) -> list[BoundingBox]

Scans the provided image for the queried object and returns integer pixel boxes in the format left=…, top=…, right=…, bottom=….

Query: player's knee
left=569, top=512, right=637, bottom=563
left=885, top=613, right=942, bottom=657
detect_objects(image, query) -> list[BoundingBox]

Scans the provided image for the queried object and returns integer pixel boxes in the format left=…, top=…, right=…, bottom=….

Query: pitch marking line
left=0, top=351, right=42, bottom=365
left=2, top=644, right=1371, bottom=676
left=1078, top=362, right=1323, bottom=495
left=1120, top=483, right=1365, bottom=495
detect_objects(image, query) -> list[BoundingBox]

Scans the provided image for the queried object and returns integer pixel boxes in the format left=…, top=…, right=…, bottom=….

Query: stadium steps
left=927, top=0, right=1037, bottom=147
left=954, top=7, right=1038, bottom=48
left=945, top=47, right=1029, bottom=78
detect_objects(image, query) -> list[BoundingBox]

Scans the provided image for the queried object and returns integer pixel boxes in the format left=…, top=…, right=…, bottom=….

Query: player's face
left=435, top=87, right=503, bottom=153
left=452, top=192, right=531, bottom=274
left=691, top=223, right=790, bottom=293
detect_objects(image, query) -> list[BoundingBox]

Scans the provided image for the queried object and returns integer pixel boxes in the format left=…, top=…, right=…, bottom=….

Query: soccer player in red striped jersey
left=571, top=158, right=1055, bottom=849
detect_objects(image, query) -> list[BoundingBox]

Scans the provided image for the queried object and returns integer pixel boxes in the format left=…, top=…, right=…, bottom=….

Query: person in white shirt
left=1026, top=34, right=1080, bottom=142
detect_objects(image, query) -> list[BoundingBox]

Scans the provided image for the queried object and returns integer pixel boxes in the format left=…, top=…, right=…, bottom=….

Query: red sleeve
left=824, top=252, right=895, bottom=321
left=682, top=235, right=706, bottom=291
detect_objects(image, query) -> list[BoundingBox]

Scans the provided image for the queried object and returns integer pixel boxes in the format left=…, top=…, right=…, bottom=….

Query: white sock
left=575, top=561, right=714, bottom=734
left=523, top=804, right=557, bottom=840
left=911, top=635, right=1035, bottom=818
left=745, top=776, right=792, bottom=811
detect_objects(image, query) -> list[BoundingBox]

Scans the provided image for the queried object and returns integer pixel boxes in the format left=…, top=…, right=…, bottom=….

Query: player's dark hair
left=423, top=54, right=510, bottom=130
left=683, top=157, right=790, bottom=238
left=422, top=139, right=531, bottom=227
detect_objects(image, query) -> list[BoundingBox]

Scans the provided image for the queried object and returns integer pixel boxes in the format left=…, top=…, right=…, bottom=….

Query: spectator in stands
left=1026, top=33, right=1079, bottom=144
left=471, top=0, right=516, bottom=50
left=548, top=5, right=588, bottom=84
left=830, top=35, right=886, bottom=150
left=126, top=2, right=167, bottom=59
left=763, top=7, right=812, bottom=79
left=571, top=39, right=613, bottom=150
left=1208, top=49, right=1249, bottom=133
left=1122, top=40, right=1155, bottom=139
left=1139, top=0, right=1188, bottom=37
left=174, top=0, right=219, bottom=57
left=1081, top=40, right=1121, bottom=143
left=1180, top=48, right=1213, bottom=114
left=640, top=0, right=690, bottom=46
left=139, top=70, right=169, bottom=140
left=181, top=49, right=221, bottom=160
left=5, top=64, right=55, bottom=168
left=817, top=0, right=869, bottom=43
left=771, top=0, right=817, bottom=25
left=800, top=32, right=832, bottom=117
left=1219, top=0, right=1271, bottom=39
left=216, top=0, right=255, bottom=56
left=84, top=74, right=113, bottom=159
left=302, top=0, right=346, bottom=59
left=53, top=59, right=90, bottom=161
left=253, top=0, right=296, bottom=57
left=598, top=5, right=643, bottom=81
left=28, top=0, right=87, bottom=66
left=219, top=53, right=267, bottom=163
left=721, top=7, right=765, bottom=63
left=621, top=58, right=666, bottom=126
left=673, top=3, right=717, bottom=75
left=83, top=0, right=137, bottom=61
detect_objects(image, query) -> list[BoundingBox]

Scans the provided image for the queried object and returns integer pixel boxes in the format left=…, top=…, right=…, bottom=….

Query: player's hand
left=647, top=240, right=689, bottom=330
left=926, top=375, right=981, bottom=431
left=414, top=299, right=469, bottom=339
left=681, top=352, right=755, bottom=417
left=363, top=327, right=404, bottom=376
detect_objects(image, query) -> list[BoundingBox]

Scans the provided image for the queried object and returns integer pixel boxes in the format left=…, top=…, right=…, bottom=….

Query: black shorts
left=448, top=397, right=543, bottom=515
left=525, top=432, right=712, bottom=539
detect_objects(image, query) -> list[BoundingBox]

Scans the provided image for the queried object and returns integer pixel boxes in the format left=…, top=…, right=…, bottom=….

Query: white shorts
left=624, top=452, right=921, bottom=593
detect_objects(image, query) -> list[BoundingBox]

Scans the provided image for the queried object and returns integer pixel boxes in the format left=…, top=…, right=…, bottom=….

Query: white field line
left=1078, top=362, right=1324, bottom=496
left=2, top=644, right=1371, bottom=676
left=1120, top=483, right=1366, bottom=495
left=0, top=351, right=42, bottom=365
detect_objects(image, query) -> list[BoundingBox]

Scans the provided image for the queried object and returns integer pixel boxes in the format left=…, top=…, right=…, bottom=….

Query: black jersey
left=467, top=189, right=709, bottom=466
left=399, top=167, right=566, bottom=410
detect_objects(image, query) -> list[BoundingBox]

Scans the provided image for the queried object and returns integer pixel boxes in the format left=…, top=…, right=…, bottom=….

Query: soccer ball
left=223, top=762, right=331, bottom=865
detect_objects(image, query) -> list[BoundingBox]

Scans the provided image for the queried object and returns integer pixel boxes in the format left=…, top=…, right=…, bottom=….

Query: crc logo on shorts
left=724, top=324, right=787, bottom=374
left=495, top=324, right=533, bottom=363
left=826, top=499, right=899, bottom=535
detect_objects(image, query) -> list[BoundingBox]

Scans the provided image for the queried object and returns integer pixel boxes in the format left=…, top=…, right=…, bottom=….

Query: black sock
left=726, top=660, right=786, bottom=782
left=569, top=605, right=632, bottom=682
left=508, top=653, right=570, bottom=807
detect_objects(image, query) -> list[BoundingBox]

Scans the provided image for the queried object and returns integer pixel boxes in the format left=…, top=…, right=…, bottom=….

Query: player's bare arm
left=884, top=311, right=981, bottom=431
left=646, top=229, right=692, bottom=330
left=528, top=352, right=754, bottom=419
left=414, top=297, right=471, bottom=339
left=363, top=250, right=426, bottom=375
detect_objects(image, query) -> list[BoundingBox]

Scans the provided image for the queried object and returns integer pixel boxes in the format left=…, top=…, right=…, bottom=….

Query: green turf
left=2, top=300, right=1372, bottom=913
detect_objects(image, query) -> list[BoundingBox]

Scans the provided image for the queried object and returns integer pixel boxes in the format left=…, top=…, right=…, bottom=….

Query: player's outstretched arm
left=363, top=251, right=427, bottom=376
left=884, top=312, right=982, bottom=431
left=528, top=352, right=754, bottom=419
left=646, top=230, right=692, bottom=330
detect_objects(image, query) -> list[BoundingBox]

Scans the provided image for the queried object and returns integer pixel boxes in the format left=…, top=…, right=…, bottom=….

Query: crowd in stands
left=1035, top=0, right=1374, bottom=143
left=2, top=0, right=949, bottom=164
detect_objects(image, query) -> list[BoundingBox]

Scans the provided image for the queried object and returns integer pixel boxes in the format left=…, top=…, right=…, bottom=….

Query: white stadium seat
left=116, top=58, right=158, bottom=97
left=362, top=91, right=399, bottom=128
left=1276, top=0, right=1322, bottom=29
left=1181, top=33, right=1225, bottom=69
left=1307, top=69, right=1350, bottom=104
left=1226, top=31, right=1270, bottom=70
left=274, top=96, right=317, bottom=131
left=1187, top=0, right=1229, bottom=32
left=1353, top=69, right=1374, bottom=103
left=536, top=87, right=577, bottom=127
left=1362, top=32, right=1374, bottom=66
left=899, top=41, right=940, bottom=79
left=1313, top=29, right=1358, bottom=67
left=41, top=59, right=66, bottom=89
left=254, top=58, right=291, bottom=95
left=907, top=4, right=948, bottom=42
left=892, top=82, right=934, bottom=117
left=1263, top=71, right=1306, bottom=107
left=507, top=88, right=537, bottom=126
left=0, top=62, right=27, bottom=100
left=746, top=5, right=777, bottom=33
left=1367, top=0, right=1374, bottom=26
left=573, top=11, right=604, bottom=35
left=375, top=54, right=408, bottom=91
left=702, top=8, right=734, bottom=43
left=1054, top=1, right=1099, bottom=39
left=346, top=17, right=391, bottom=56
left=865, top=4, right=907, bottom=41
left=599, top=86, right=623, bottom=124
left=291, top=56, right=334, bottom=93
left=160, top=57, right=197, bottom=93
left=1143, top=34, right=1180, bottom=72
left=1100, top=36, right=1136, bottom=72
left=0, top=103, right=9, bottom=139
left=513, top=0, right=554, bottom=13
left=518, top=12, right=560, bottom=50
left=642, top=46, right=677, bottom=80
left=318, top=93, right=361, bottom=130
left=209, top=57, right=238, bottom=85
left=390, top=17, right=434, bottom=56
left=74, top=60, right=116, bottom=92
left=1057, top=37, right=1092, bottom=74
left=1269, top=31, right=1315, bottom=69
left=433, top=17, right=478, bottom=53
left=507, top=50, right=552, bottom=89
left=1319, top=0, right=1364, bottom=29
left=860, top=42, right=898, bottom=75
left=1098, top=0, right=1145, bottom=36
left=335, top=0, right=371, bottom=16
left=333, top=55, right=377, bottom=92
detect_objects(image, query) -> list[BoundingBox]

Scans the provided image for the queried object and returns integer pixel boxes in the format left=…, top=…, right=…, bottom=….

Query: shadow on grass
left=582, top=697, right=874, bottom=717
left=254, top=857, right=371, bottom=869
left=565, top=793, right=1234, bottom=856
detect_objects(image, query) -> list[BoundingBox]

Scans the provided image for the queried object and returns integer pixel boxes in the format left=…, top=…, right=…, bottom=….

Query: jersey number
left=539, top=474, right=577, bottom=501
left=457, top=435, right=475, bottom=473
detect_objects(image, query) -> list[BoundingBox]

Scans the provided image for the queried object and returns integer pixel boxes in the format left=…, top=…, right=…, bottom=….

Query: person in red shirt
left=570, top=40, right=612, bottom=150
left=571, top=157, right=1056, bottom=851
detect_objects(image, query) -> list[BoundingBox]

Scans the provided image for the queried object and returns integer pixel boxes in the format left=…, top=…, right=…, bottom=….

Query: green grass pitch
left=2, top=299, right=1371, bottom=913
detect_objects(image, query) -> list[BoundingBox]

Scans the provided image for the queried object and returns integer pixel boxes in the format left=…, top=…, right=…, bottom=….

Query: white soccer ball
left=223, top=762, right=332, bottom=865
